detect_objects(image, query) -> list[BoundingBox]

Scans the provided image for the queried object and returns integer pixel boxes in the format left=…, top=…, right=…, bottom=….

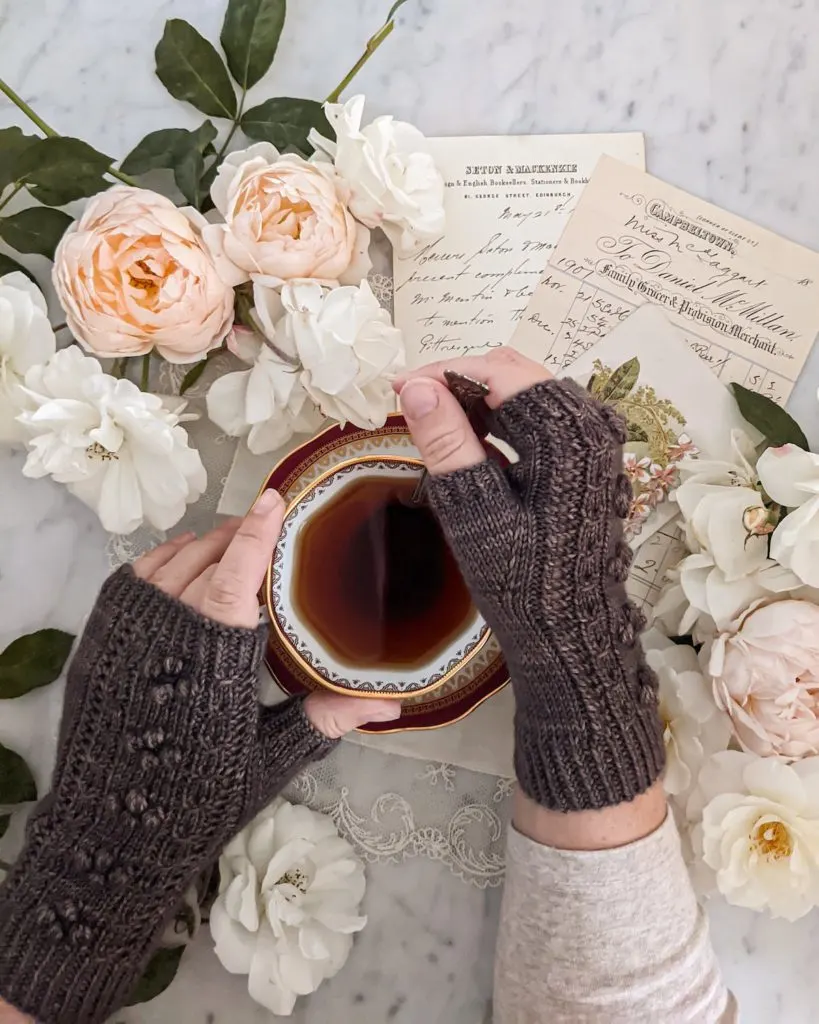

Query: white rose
left=211, top=798, right=367, bottom=1016
left=206, top=327, right=322, bottom=455
left=642, top=629, right=731, bottom=800
left=18, top=347, right=206, bottom=533
left=0, top=272, right=56, bottom=445
left=757, top=444, right=819, bottom=588
left=203, top=143, right=371, bottom=288
left=311, top=95, right=445, bottom=256
left=263, top=279, right=404, bottom=430
left=688, top=750, right=819, bottom=920
left=676, top=428, right=759, bottom=489
left=675, top=481, right=770, bottom=580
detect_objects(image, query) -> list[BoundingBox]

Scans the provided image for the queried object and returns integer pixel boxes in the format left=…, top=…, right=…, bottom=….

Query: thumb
left=399, top=377, right=486, bottom=476
left=304, top=692, right=401, bottom=738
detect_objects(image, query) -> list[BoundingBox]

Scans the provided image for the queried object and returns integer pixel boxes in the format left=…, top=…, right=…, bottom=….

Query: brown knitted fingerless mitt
left=428, top=378, right=665, bottom=813
left=0, top=566, right=335, bottom=1024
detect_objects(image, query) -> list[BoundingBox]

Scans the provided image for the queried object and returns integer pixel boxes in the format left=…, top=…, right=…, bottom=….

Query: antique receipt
left=512, top=156, right=819, bottom=401
left=393, top=135, right=645, bottom=368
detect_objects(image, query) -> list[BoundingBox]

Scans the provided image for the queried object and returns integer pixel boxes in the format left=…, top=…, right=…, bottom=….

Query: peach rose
left=201, top=142, right=371, bottom=288
left=710, top=600, right=819, bottom=760
left=53, top=186, right=234, bottom=364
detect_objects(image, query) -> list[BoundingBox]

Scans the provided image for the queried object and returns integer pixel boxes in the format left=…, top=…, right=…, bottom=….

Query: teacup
left=265, top=454, right=489, bottom=698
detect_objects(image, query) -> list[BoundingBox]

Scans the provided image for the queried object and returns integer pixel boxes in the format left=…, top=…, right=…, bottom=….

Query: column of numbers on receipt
left=546, top=284, right=636, bottom=373
left=626, top=526, right=687, bottom=611
left=547, top=284, right=792, bottom=405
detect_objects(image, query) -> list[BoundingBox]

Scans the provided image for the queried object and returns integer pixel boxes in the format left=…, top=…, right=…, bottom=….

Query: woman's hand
left=0, top=492, right=397, bottom=1024
left=396, top=348, right=666, bottom=817
left=133, top=490, right=400, bottom=735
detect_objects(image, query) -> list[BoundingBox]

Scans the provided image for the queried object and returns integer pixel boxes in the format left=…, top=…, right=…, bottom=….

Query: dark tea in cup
left=294, top=475, right=474, bottom=670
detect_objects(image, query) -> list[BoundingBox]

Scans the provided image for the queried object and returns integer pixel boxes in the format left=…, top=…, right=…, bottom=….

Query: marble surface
left=3, top=0, right=819, bottom=1021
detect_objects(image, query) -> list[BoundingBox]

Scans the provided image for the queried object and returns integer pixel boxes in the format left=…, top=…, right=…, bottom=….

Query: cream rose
left=203, top=143, right=371, bottom=288
left=53, top=187, right=234, bottom=364
left=709, top=599, right=819, bottom=761
left=689, top=751, right=819, bottom=920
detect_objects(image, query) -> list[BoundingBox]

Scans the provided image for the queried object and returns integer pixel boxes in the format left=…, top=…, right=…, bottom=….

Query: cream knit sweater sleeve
left=494, top=813, right=737, bottom=1023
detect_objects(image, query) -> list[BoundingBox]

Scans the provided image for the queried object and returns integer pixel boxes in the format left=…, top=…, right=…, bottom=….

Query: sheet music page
left=511, top=156, right=819, bottom=401
left=392, top=135, right=645, bottom=369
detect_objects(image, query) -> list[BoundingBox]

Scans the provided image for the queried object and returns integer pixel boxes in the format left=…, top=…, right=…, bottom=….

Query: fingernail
left=175, top=530, right=196, bottom=543
left=255, top=489, right=283, bottom=515
left=400, top=380, right=439, bottom=419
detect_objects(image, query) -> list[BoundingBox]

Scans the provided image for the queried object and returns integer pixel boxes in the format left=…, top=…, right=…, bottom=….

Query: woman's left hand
left=133, top=489, right=401, bottom=735
left=0, top=490, right=398, bottom=1024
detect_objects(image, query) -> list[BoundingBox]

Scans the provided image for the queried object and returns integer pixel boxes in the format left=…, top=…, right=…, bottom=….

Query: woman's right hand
left=395, top=348, right=666, bottom=815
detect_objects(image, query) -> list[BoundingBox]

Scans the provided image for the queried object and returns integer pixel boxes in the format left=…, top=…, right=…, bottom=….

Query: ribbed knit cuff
left=514, top=707, right=666, bottom=813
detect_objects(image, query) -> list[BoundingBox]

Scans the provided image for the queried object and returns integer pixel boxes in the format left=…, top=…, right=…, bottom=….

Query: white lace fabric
left=286, top=741, right=514, bottom=889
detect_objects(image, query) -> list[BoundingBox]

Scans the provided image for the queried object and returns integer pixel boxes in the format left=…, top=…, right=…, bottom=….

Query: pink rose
left=201, top=143, right=371, bottom=288
left=710, top=600, right=819, bottom=760
left=53, top=187, right=234, bottom=364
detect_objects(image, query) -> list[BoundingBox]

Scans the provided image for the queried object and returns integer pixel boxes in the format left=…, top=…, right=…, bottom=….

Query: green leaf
left=0, top=742, right=36, bottom=805
left=155, top=19, right=238, bottom=119
left=0, top=629, right=75, bottom=700
left=730, top=383, right=809, bottom=450
left=0, top=208, right=73, bottom=260
left=595, top=357, right=640, bottom=404
left=179, top=360, right=209, bottom=395
left=0, top=814, right=10, bottom=840
left=626, top=424, right=649, bottom=444
left=0, top=127, right=41, bottom=194
left=120, top=124, right=219, bottom=208
left=221, top=0, right=286, bottom=89
left=241, top=97, right=331, bottom=154
left=173, top=121, right=219, bottom=207
left=125, top=946, right=185, bottom=1006
left=0, top=253, right=36, bottom=283
left=14, top=137, right=112, bottom=206
left=120, top=128, right=194, bottom=176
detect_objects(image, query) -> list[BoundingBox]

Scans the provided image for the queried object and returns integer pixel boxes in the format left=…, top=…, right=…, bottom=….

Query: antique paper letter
left=392, top=135, right=645, bottom=369
left=512, top=156, right=819, bottom=401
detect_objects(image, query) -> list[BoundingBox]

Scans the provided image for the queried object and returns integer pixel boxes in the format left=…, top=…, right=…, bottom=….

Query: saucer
left=258, top=415, right=509, bottom=732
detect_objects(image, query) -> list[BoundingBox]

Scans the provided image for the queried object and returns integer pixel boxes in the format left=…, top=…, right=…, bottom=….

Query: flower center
left=86, top=442, right=119, bottom=462
left=128, top=257, right=174, bottom=300
left=752, top=820, right=793, bottom=861
left=276, top=868, right=309, bottom=897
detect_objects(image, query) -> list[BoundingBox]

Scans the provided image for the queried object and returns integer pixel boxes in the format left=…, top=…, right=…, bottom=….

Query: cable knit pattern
left=0, top=566, right=336, bottom=1024
left=428, top=378, right=666, bottom=812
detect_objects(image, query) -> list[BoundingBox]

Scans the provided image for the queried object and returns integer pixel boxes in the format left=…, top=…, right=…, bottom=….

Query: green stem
left=325, top=21, right=395, bottom=103
left=0, top=75, right=138, bottom=188
left=0, top=180, right=25, bottom=214
left=140, top=353, right=151, bottom=392
left=0, top=77, right=58, bottom=136
left=214, top=90, right=246, bottom=167
left=111, top=356, right=128, bottom=379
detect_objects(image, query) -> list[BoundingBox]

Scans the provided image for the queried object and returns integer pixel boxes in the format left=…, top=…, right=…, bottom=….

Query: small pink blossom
left=668, top=433, right=699, bottom=463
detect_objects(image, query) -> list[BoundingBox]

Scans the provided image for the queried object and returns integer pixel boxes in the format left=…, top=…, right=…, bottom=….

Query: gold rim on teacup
left=263, top=453, right=491, bottom=700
